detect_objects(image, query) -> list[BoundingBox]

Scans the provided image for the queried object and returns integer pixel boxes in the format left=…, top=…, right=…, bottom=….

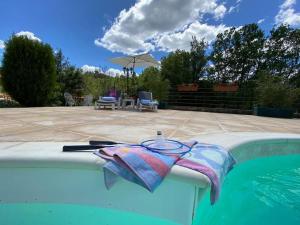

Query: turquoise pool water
left=194, top=154, right=300, bottom=225
left=0, top=203, right=179, bottom=225
left=1, top=155, right=300, bottom=225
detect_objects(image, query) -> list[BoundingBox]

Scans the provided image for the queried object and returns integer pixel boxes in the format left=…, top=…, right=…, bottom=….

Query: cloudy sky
left=0, top=0, right=299, bottom=74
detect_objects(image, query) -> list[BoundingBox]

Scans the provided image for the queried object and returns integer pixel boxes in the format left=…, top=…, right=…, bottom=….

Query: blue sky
left=0, top=0, right=299, bottom=75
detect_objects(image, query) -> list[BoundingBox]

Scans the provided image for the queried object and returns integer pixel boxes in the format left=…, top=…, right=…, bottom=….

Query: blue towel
left=101, top=96, right=116, bottom=102
left=140, top=99, right=158, bottom=105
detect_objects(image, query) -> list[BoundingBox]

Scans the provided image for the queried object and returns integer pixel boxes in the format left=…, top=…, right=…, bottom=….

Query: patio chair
left=94, top=89, right=121, bottom=110
left=64, top=92, right=76, bottom=106
left=137, top=91, right=158, bottom=112
left=83, top=94, right=93, bottom=106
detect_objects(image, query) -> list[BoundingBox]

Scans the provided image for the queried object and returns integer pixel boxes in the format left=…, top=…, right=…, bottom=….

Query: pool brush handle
left=89, top=140, right=121, bottom=145
left=62, top=145, right=102, bottom=152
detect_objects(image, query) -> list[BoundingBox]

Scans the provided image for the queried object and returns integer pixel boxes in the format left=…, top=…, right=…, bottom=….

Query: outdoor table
left=122, top=98, right=135, bottom=109
left=74, top=96, right=84, bottom=106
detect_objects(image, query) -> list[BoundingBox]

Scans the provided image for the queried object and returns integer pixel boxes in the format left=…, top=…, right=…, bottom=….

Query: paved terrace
left=0, top=107, right=300, bottom=143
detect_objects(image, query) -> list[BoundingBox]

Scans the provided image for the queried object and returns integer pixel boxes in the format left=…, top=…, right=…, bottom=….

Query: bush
left=138, top=67, right=170, bottom=101
left=83, top=74, right=126, bottom=98
left=83, top=75, right=109, bottom=98
left=256, top=71, right=299, bottom=109
left=1, top=36, right=56, bottom=106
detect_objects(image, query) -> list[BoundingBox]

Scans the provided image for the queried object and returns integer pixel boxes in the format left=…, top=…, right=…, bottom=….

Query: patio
left=0, top=107, right=300, bottom=143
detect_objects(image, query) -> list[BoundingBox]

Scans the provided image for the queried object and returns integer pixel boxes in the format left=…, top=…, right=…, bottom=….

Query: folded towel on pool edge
left=176, top=143, right=235, bottom=204
left=94, top=142, right=196, bottom=191
left=94, top=142, right=235, bottom=204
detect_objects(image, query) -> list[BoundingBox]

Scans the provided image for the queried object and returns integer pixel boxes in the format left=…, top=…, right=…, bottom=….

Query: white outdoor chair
left=64, top=92, right=76, bottom=106
left=83, top=94, right=93, bottom=106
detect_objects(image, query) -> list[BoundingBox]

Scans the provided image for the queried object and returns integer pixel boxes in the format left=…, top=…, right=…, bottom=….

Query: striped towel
left=94, top=142, right=196, bottom=191
left=177, top=143, right=235, bottom=204
left=94, top=142, right=235, bottom=204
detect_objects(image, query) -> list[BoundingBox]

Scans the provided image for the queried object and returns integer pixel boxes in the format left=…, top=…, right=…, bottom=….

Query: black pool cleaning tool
left=62, top=140, right=122, bottom=152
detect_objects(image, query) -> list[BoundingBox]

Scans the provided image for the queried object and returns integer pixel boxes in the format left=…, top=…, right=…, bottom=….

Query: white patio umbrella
left=110, top=53, right=160, bottom=69
left=110, top=53, right=160, bottom=93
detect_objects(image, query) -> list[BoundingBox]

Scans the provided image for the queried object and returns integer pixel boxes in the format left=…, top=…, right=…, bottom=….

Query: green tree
left=138, top=67, right=170, bottom=101
left=190, top=36, right=207, bottom=81
left=61, top=66, right=84, bottom=96
left=210, top=24, right=265, bottom=83
left=1, top=36, right=56, bottom=106
left=54, top=50, right=84, bottom=101
left=161, top=50, right=192, bottom=85
left=263, top=24, right=300, bottom=80
left=54, top=49, right=70, bottom=76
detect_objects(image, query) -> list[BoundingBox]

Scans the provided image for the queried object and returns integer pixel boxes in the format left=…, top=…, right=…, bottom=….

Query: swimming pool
left=1, top=154, right=299, bottom=225
left=194, top=154, right=300, bottom=225
left=1, top=133, right=300, bottom=225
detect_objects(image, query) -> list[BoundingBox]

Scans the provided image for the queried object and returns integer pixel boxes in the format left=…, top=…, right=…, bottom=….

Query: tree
left=54, top=49, right=70, bottom=79
left=210, top=24, right=265, bottom=83
left=209, top=28, right=235, bottom=82
left=263, top=24, right=300, bottom=80
left=190, top=36, right=207, bottom=81
left=60, top=66, right=84, bottom=96
left=54, top=50, right=84, bottom=100
left=138, top=67, right=170, bottom=101
left=1, top=36, right=56, bottom=106
left=161, top=50, right=192, bottom=85
left=161, top=37, right=208, bottom=85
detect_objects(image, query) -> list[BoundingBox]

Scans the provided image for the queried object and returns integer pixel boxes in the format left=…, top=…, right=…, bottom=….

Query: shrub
left=138, top=67, right=170, bottom=101
left=256, top=71, right=299, bottom=108
left=83, top=75, right=109, bottom=98
left=83, top=73, right=133, bottom=99
left=1, top=36, right=56, bottom=106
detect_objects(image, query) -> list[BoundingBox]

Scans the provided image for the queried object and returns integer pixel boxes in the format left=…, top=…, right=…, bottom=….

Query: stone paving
left=0, top=107, right=299, bottom=143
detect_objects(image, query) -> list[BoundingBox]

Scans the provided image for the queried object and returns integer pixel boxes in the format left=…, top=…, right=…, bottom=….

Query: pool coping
left=0, top=132, right=300, bottom=188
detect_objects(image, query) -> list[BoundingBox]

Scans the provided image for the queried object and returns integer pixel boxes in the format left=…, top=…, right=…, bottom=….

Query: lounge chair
left=137, top=91, right=158, bottom=112
left=64, top=92, right=76, bottom=106
left=83, top=94, right=93, bottom=106
left=94, top=89, right=121, bottom=110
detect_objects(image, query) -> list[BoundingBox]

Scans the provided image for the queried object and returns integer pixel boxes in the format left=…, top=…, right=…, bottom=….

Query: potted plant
left=254, top=74, right=299, bottom=118
left=213, top=82, right=239, bottom=92
left=177, top=83, right=199, bottom=92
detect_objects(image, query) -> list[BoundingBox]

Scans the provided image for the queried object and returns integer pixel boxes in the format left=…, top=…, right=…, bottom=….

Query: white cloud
left=81, top=65, right=102, bottom=73
left=257, top=19, right=265, bottom=24
left=275, top=0, right=300, bottom=26
left=228, top=6, right=236, bottom=14
left=15, top=31, right=41, bottom=42
left=282, top=0, right=296, bottom=8
left=214, top=5, right=227, bottom=20
left=105, top=68, right=124, bottom=77
left=0, top=40, right=5, bottom=49
left=156, top=22, right=228, bottom=52
left=96, top=0, right=228, bottom=54
left=228, top=0, right=242, bottom=14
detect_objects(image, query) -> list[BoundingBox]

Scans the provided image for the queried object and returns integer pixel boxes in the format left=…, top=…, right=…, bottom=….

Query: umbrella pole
left=126, top=71, right=129, bottom=94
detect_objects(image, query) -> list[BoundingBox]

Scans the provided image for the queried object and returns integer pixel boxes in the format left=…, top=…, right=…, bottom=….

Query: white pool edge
left=1, top=132, right=300, bottom=225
